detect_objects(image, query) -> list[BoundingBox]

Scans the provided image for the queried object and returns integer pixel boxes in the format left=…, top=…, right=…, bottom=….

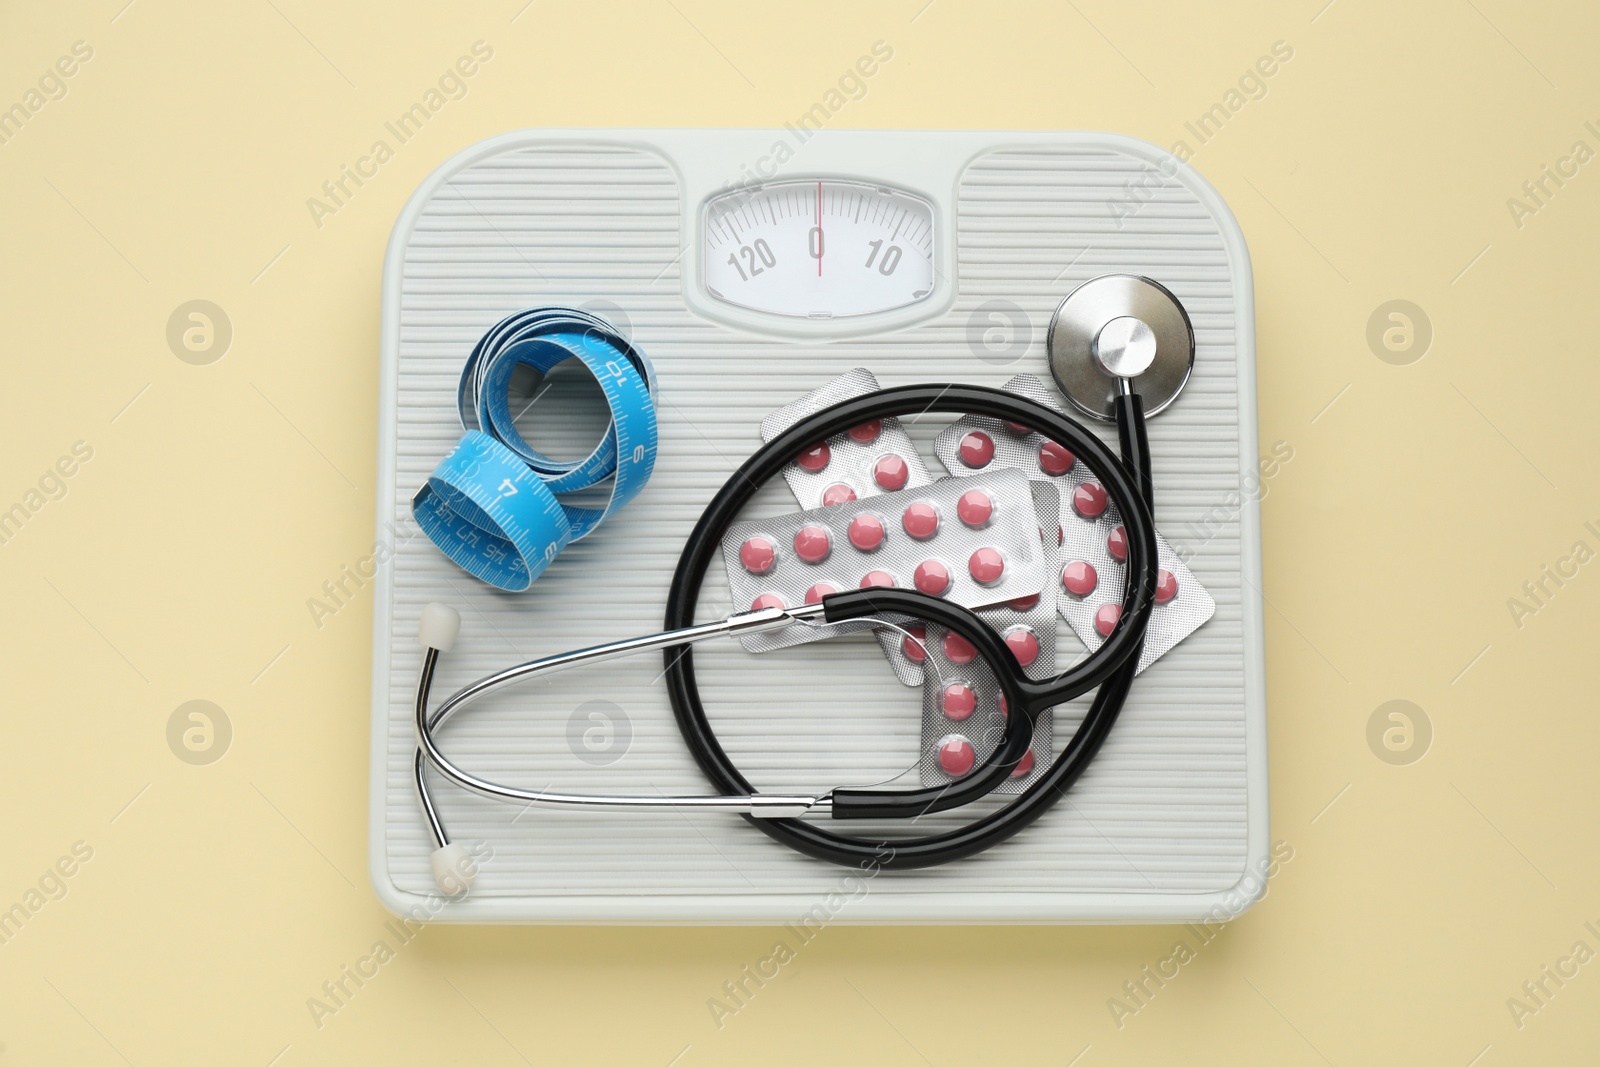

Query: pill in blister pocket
left=958, top=431, right=995, bottom=469
left=968, top=547, right=1005, bottom=585
left=956, top=490, right=993, bottom=528
left=1004, top=626, right=1040, bottom=667
left=1010, top=749, right=1036, bottom=778
left=1061, top=560, right=1097, bottom=598
left=942, top=682, right=976, bottom=720
left=805, top=582, right=838, bottom=605
left=847, top=514, right=885, bottom=551
left=942, top=631, right=977, bottom=665
left=902, top=502, right=939, bottom=540
left=1008, top=591, right=1042, bottom=611
left=751, top=593, right=785, bottom=611
left=740, top=537, right=777, bottom=575
left=1039, top=441, right=1074, bottom=476
left=797, top=443, right=830, bottom=472
left=1072, top=482, right=1108, bottom=519
left=794, top=525, right=831, bottom=563
left=1095, top=603, right=1122, bottom=637
left=1107, top=525, right=1127, bottom=561
left=849, top=420, right=883, bottom=444
left=937, top=735, right=976, bottom=776
left=822, top=483, right=857, bottom=507
left=914, top=559, right=951, bottom=595
left=859, top=569, right=895, bottom=588
left=1156, top=568, right=1178, bottom=603
left=873, top=454, right=910, bottom=490
left=902, top=626, right=928, bottom=662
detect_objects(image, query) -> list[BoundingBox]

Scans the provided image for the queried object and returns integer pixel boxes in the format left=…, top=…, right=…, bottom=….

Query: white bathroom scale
left=369, top=129, right=1268, bottom=923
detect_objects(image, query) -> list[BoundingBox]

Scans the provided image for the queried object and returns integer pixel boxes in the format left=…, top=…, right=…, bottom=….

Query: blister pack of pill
left=932, top=373, right=1084, bottom=485
left=933, top=374, right=1215, bottom=672
left=760, top=368, right=939, bottom=682
left=722, top=468, right=1048, bottom=655
left=1057, top=492, right=1214, bottom=673
left=760, top=367, right=934, bottom=509
left=916, top=626, right=1053, bottom=793
left=914, top=479, right=1058, bottom=792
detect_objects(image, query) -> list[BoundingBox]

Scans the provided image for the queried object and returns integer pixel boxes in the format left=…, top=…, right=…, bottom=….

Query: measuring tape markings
left=415, top=309, right=658, bottom=591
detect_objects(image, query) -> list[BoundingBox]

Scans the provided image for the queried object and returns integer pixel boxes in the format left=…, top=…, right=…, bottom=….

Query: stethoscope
left=413, top=275, right=1196, bottom=892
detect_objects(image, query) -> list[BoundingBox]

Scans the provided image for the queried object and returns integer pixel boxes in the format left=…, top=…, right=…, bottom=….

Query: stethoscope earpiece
left=418, top=602, right=462, bottom=653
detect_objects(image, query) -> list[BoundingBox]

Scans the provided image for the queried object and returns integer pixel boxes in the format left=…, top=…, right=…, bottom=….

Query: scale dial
left=702, top=179, right=936, bottom=319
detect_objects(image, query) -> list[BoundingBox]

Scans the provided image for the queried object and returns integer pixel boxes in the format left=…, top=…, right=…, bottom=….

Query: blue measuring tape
left=412, top=307, right=658, bottom=591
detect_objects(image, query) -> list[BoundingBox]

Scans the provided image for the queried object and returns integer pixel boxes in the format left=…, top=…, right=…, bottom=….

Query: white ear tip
left=431, top=842, right=476, bottom=895
left=419, top=603, right=461, bottom=651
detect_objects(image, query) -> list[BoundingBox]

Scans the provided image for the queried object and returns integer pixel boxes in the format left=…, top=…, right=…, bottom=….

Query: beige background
left=3, top=0, right=1598, bottom=1063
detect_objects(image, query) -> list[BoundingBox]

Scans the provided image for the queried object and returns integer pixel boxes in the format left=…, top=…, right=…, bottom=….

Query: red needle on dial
left=816, top=181, right=822, bottom=277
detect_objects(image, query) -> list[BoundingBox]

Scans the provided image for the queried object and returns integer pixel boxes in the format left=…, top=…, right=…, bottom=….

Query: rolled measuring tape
left=412, top=307, right=658, bottom=591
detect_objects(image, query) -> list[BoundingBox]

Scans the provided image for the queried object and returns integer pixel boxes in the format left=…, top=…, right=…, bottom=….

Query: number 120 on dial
left=702, top=179, right=936, bottom=319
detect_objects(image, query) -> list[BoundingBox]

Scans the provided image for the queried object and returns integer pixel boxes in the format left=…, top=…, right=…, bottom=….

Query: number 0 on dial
left=703, top=179, right=936, bottom=319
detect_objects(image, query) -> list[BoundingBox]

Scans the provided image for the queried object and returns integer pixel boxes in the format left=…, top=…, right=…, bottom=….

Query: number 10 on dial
left=702, top=179, right=936, bottom=319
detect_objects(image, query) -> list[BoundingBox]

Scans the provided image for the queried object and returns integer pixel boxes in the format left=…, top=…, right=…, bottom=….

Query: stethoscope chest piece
left=1047, top=274, right=1196, bottom=421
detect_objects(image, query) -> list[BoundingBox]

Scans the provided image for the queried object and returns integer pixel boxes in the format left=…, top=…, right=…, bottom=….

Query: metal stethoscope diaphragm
left=414, top=275, right=1196, bottom=893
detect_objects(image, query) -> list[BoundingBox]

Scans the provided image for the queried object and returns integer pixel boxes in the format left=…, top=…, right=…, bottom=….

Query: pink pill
left=804, top=582, right=838, bottom=605
left=1061, top=560, right=1097, bottom=598
left=958, top=431, right=995, bottom=469
left=942, top=631, right=977, bottom=665
left=1004, top=420, right=1032, bottom=436
left=1107, top=525, right=1127, bottom=562
left=793, top=525, right=831, bottom=563
left=821, top=483, right=857, bottom=507
left=848, top=420, right=883, bottom=444
left=1156, top=568, right=1179, bottom=604
left=938, top=735, right=976, bottom=777
left=942, top=683, right=977, bottom=721
left=914, top=559, right=951, bottom=596
left=901, top=626, right=928, bottom=663
left=796, top=442, right=830, bottom=472
left=956, top=490, right=993, bottom=528
left=739, top=536, right=776, bottom=574
left=859, top=569, right=895, bottom=589
left=998, top=694, right=1008, bottom=719
left=1010, top=749, right=1036, bottom=778
left=1008, top=592, right=1042, bottom=611
left=873, top=454, right=910, bottom=490
left=750, top=593, right=785, bottom=611
left=1072, top=482, right=1108, bottom=519
left=968, top=547, right=1006, bottom=585
left=1094, top=603, right=1122, bottom=638
left=1005, top=626, right=1040, bottom=667
left=1039, top=440, right=1074, bottom=476
left=902, top=502, right=940, bottom=540
left=848, top=513, right=885, bottom=552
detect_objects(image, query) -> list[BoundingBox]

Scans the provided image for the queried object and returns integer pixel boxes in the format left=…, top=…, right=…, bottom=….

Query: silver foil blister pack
left=914, top=479, right=1059, bottom=792
left=721, top=469, right=1048, bottom=655
left=934, top=374, right=1214, bottom=672
left=760, top=368, right=937, bottom=682
left=1057, top=490, right=1214, bottom=673
left=759, top=368, right=934, bottom=509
